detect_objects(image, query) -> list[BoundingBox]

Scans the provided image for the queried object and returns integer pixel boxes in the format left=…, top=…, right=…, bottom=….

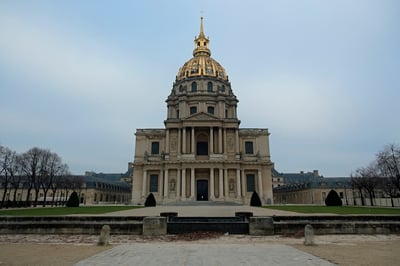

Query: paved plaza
left=75, top=242, right=335, bottom=266
left=88, top=203, right=319, bottom=217
left=73, top=204, right=336, bottom=265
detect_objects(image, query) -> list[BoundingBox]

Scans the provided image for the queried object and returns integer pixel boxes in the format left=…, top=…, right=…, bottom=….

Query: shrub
left=250, top=191, right=262, bottom=207
left=144, top=193, right=156, bottom=207
left=325, top=190, right=343, bottom=206
left=66, top=191, right=80, bottom=207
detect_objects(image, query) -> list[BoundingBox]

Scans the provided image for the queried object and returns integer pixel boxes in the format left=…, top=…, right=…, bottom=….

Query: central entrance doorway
left=196, top=180, right=208, bottom=201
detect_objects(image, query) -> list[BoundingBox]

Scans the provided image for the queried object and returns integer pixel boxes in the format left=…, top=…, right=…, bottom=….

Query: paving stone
left=75, top=243, right=335, bottom=266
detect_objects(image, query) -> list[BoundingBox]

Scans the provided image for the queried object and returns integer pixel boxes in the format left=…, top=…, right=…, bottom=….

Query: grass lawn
left=263, top=205, right=400, bottom=215
left=0, top=205, right=143, bottom=216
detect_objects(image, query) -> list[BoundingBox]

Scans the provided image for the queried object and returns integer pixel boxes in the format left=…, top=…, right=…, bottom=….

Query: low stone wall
left=1, top=215, right=399, bottom=235
left=0, top=216, right=144, bottom=235
left=272, top=215, right=400, bottom=235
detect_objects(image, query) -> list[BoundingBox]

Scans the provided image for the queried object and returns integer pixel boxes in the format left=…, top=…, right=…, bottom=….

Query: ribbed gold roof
left=176, top=18, right=227, bottom=82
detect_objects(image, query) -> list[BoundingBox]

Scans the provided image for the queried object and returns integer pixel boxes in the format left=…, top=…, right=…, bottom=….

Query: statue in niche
left=170, top=136, right=177, bottom=152
left=227, top=136, right=234, bottom=152
left=229, top=179, right=235, bottom=191
left=169, top=180, right=176, bottom=192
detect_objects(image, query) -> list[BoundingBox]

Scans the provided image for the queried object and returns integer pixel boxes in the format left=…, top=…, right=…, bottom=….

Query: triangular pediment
left=185, top=112, right=219, bottom=121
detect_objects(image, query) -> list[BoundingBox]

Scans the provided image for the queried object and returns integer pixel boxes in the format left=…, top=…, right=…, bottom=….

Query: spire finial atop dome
left=199, top=16, right=205, bottom=38
left=193, top=17, right=211, bottom=57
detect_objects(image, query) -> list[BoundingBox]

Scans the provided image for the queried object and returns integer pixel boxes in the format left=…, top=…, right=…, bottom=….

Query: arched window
left=246, top=174, right=255, bottom=192
left=150, top=174, right=159, bottom=192
left=207, top=82, right=213, bottom=92
left=191, top=82, right=197, bottom=92
left=196, top=133, right=209, bottom=156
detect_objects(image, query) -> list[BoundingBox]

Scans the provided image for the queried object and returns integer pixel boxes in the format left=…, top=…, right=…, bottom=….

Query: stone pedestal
left=142, top=217, right=167, bottom=236
left=249, top=217, right=274, bottom=235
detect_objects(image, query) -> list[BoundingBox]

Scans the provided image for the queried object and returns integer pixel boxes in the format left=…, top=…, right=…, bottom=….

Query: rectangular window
left=245, top=141, right=254, bottom=154
left=190, top=106, right=197, bottom=115
left=207, top=106, right=214, bottom=114
left=246, top=174, right=256, bottom=192
left=150, top=174, right=158, bottom=192
left=339, top=192, right=344, bottom=198
left=151, top=142, right=160, bottom=155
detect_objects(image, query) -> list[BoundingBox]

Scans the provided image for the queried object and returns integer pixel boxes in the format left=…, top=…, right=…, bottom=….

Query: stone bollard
left=143, top=216, right=167, bottom=236
left=304, top=224, right=315, bottom=246
left=97, top=225, right=111, bottom=246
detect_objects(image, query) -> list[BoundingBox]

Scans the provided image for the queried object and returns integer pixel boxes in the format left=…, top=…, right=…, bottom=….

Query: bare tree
left=378, top=177, right=398, bottom=207
left=0, top=146, right=18, bottom=208
left=377, top=143, right=400, bottom=191
left=10, top=156, right=23, bottom=206
left=49, top=163, right=69, bottom=206
left=350, top=174, right=365, bottom=206
left=19, top=147, right=43, bottom=206
left=352, top=163, right=379, bottom=206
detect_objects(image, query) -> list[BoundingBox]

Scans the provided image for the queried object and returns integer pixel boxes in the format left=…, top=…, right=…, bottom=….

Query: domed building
left=131, top=18, right=274, bottom=204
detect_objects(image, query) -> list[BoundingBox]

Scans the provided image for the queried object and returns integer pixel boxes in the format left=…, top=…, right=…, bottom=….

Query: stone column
left=166, top=129, right=170, bottom=154
left=235, top=129, right=239, bottom=153
left=181, top=168, right=186, bottom=199
left=218, top=128, right=223, bottom=153
left=223, top=128, right=227, bottom=154
left=241, top=169, right=246, bottom=197
left=210, top=168, right=215, bottom=199
left=142, top=170, right=147, bottom=198
left=159, top=170, right=164, bottom=198
left=190, top=168, right=195, bottom=200
left=258, top=169, right=263, bottom=199
left=182, top=127, right=186, bottom=154
left=210, top=127, right=214, bottom=154
left=176, top=169, right=181, bottom=199
left=236, top=169, right=241, bottom=198
left=191, top=127, right=195, bottom=154
left=219, top=168, right=224, bottom=198
left=178, top=129, right=181, bottom=154
left=224, top=169, right=229, bottom=199
left=163, top=169, right=169, bottom=197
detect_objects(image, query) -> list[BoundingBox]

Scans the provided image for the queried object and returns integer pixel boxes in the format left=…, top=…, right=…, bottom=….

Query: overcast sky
left=1, top=1, right=399, bottom=177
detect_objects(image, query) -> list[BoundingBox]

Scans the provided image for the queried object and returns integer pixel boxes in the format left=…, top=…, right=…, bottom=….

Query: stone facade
left=0, top=172, right=131, bottom=206
left=131, top=18, right=274, bottom=205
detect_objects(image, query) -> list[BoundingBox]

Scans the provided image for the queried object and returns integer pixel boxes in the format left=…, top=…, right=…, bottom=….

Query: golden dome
left=176, top=18, right=228, bottom=82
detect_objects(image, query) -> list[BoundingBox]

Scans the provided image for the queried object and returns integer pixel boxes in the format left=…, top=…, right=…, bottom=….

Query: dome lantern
left=193, top=17, right=211, bottom=57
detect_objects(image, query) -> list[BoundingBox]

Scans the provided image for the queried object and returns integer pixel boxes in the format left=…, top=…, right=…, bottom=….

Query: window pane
left=246, top=174, right=255, bottom=192
left=207, top=82, right=213, bottom=92
left=190, top=106, right=197, bottom=115
left=207, top=106, right=214, bottom=114
left=191, top=82, right=197, bottom=92
left=197, top=141, right=208, bottom=155
left=151, top=142, right=159, bottom=154
left=150, top=175, right=158, bottom=192
left=245, top=141, right=254, bottom=154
